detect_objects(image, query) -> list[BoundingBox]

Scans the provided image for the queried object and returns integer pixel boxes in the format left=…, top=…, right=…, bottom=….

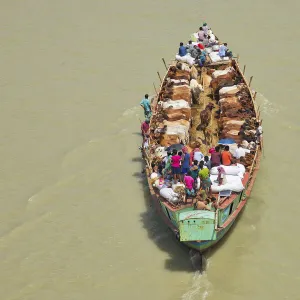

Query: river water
left=1, top=0, right=299, bottom=299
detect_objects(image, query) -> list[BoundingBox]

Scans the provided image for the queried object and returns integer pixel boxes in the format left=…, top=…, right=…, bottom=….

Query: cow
left=190, top=65, right=198, bottom=80
left=197, top=102, right=215, bottom=131
left=164, top=108, right=192, bottom=121
left=190, top=79, right=204, bottom=104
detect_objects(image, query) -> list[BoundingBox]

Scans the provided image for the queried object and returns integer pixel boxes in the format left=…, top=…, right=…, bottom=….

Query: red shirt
left=197, top=43, right=205, bottom=50
left=141, top=121, right=149, bottom=134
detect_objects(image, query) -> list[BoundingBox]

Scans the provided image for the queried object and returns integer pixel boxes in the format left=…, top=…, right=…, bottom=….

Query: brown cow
left=164, top=108, right=192, bottom=121
left=197, top=102, right=215, bottom=131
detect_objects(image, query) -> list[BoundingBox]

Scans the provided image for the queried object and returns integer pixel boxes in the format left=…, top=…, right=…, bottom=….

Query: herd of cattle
left=149, top=61, right=257, bottom=148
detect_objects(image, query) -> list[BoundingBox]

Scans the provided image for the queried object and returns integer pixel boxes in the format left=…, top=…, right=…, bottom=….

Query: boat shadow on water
left=132, top=156, right=196, bottom=273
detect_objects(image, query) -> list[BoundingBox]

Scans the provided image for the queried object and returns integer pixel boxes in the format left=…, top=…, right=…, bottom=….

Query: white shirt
left=234, top=147, right=251, bottom=159
left=194, top=151, right=204, bottom=162
left=209, top=33, right=216, bottom=42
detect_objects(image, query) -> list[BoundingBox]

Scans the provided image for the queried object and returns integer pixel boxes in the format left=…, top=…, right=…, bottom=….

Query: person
left=221, top=145, right=233, bottom=166
left=207, top=34, right=216, bottom=46
left=181, top=147, right=190, bottom=175
left=193, top=148, right=204, bottom=163
left=210, top=145, right=222, bottom=167
left=204, top=156, right=212, bottom=170
left=209, top=147, right=216, bottom=154
left=234, top=144, right=251, bottom=159
left=255, top=121, right=263, bottom=144
left=142, top=134, right=150, bottom=150
left=186, top=40, right=194, bottom=54
left=140, top=94, right=152, bottom=119
left=190, top=45, right=200, bottom=59
left=171, top=150, right=181, bottom=183
left=190, top=160, right=199, bottom=180
left=198, top=161, right=212, bottom=197
left=184, top=170, right=195, bottom=197
left=218, top=43, right=228, bottom=58
left=208, top=197, right=218, bottom=211
left=162, top=152, right=172, bottom=177
left=178, top=42, right=187, bottom=57
left=219, top=43, right=232, bottom=58
left=202, top=35, right=209, bottom=47
left=197, top=27, right=205, bottom=41
left=217, top=166, right=227, bottom=186
left=141, top=119, right=150, bottom=137
left=194, top=198, right=210, bottom=210
left=196, top=50, right=206, bottom=67
left=198, top=161, right=209, bottom=179
left=202, top=22, right=210, bottom=35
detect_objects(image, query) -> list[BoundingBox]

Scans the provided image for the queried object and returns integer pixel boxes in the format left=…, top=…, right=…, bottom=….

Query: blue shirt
left=179, top=46, right=187, bottom=57
left=182, top=153, right=190, bottom=168
left=140, top=98, right=151, bottom=112
left=219, top=45, right=227, bottom=57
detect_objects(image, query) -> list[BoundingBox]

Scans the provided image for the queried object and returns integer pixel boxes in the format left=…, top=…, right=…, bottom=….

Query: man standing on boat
left=178, top=42, right=187, bottom=57
left=140, top=94, right=152, bottom=119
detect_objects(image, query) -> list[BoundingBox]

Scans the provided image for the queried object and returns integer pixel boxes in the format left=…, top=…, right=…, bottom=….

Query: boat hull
left=146, top=150, right=261, bottom=253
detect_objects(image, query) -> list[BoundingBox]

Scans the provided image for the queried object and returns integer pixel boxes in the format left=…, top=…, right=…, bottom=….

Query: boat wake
left=255, top=92, right=280, bottom=117
left=181, top=270, right=212, bottom=300
left=180, top=251, right=212, bottom=300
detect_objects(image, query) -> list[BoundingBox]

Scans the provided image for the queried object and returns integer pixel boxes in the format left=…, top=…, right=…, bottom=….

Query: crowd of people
left=177, top=22, right=233, bottom=66
left=146, top=142, right=253, bottom=211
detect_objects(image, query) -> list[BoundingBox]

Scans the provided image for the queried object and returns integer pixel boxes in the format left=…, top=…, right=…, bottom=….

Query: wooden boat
left=141, top=30, right=263, bottom=253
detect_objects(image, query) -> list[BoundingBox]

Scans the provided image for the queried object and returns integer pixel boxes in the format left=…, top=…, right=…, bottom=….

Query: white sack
left=210, top=174, right=244, bottom=193
left=160, top=188, right=179, bottom=203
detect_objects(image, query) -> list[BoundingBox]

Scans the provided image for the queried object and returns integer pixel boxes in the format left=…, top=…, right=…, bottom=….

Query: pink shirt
left=171, top=155, right=181, bottom=168
left=184, top=175, right=194, bottom=190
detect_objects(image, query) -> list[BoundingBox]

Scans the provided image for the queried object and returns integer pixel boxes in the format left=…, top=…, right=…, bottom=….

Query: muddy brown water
left=1, top=0, right=300, bottom=299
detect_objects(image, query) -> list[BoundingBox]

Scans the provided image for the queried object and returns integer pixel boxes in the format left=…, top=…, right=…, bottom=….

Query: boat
left=140, top=26, right=263, bottom=254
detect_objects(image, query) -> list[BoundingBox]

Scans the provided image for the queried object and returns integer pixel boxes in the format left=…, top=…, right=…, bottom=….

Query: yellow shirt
left=199, top=167, right=210, bottom=180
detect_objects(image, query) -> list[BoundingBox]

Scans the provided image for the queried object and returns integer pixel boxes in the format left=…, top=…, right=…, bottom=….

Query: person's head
left=194, top=45, right=198, bottom=49
left=180, top=42, right=184, bottom=46
left=167, top=151, right=171, bottom=157
left=199, top=161, right=204, bottom=168
left=145, top=94, right=149, bottom=99
left=239, top=156, right=246, bottom=164
left=199, top=26, right=203, bottom=31
left=203, top=22, right=207, bottom=26
left=217, top=166, right=225, bottom=174
left=237, top=144, right=241, bottom=148
left=145, top=119, right=150, bottom=124
left=182, top=146, right=188, bottom=154
left=204, top=155, right=209, bottom=162
left=172, top=149, right=177, bottom=155
left=193, top=160, right=198, bottom=166
left=178, top=151, right=183, bottom=156
left=224, top=43, right=228, bottom=46
left=207, top=35, right=211, bottom=39
left=187, top=170, right=192, bottom=176
left=215, top=145, right=220, bottom=152
left=225, top=145, right=230, bottom=151
left=211, top=197, right=217, bottom=203
left=188, top=40, right=192, bottom=44
left=255, top=121, right=260, bottom=128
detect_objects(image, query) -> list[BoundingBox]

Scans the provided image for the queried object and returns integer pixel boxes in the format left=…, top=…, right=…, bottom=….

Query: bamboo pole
left=243, top=65, right=246, bottom=75
left=249, top=76, right=253, bottom=87
left=157, top=71, right=162, bottom=83
left=253, top=91, right=257, bottom=100
left=153, top=82, right=158, bottom=95
left=162, top=58, right=168, bottom=70
left=236, top=54, right=239, bottom=63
